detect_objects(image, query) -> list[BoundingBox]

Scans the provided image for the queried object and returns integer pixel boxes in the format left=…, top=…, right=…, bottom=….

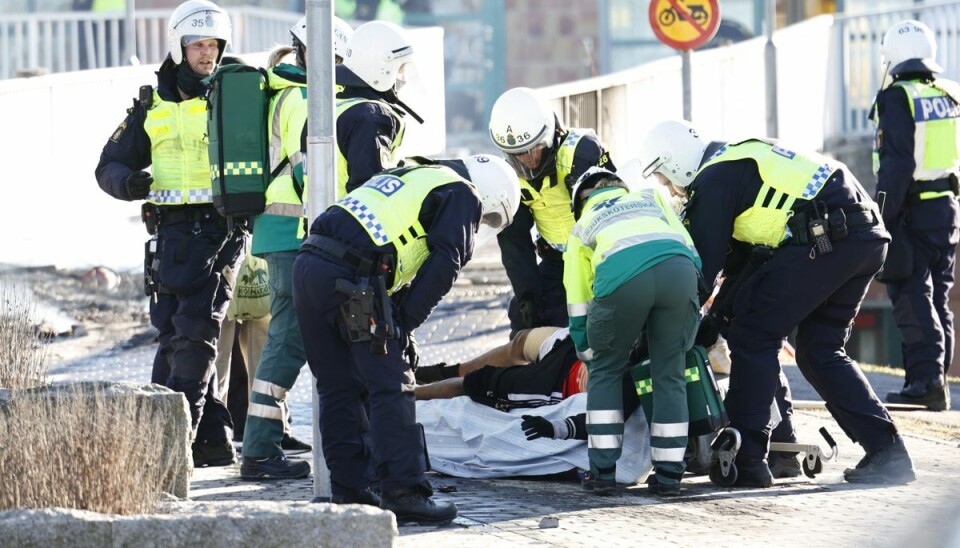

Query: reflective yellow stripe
left=264, top=203, right=304, bottom=217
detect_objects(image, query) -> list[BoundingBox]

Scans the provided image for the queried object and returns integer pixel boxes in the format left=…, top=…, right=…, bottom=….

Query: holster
left=335, top=270, right=397, bottom=355
left=141, top=203, right=159, bottom=236
left=335, top=278, right=376, bottom=344
left=143, top=237, right=160, bottom=299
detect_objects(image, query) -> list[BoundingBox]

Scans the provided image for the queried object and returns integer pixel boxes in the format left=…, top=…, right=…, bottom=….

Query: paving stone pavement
left=43, top=244, right=960, bottom=547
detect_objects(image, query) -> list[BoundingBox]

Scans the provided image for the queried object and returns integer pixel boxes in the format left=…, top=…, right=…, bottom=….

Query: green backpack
left=206, top=64, right=272, bottom=218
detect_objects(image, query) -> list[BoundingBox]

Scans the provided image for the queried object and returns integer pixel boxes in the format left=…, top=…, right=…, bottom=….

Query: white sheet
left=418, top=393, right=653, bottom=484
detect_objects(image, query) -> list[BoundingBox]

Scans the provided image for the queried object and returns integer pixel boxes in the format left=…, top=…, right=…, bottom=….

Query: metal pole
left=681, top=49, right=692, bottom=122
left=124, top=0, right=136, bottom=65
left=305, top=0, right=335, bottom=501
left=764, top=0, right=779, bottom=138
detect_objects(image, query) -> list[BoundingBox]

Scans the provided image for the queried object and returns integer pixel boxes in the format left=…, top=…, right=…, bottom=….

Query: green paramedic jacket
left=252, top=64, right=308, bottom=256
left=563, top=186, right=700, bottom=362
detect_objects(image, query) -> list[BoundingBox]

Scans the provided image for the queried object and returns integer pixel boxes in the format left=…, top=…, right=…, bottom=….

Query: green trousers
left=586, top=255, right=700, bottom=483
left=242, top=250, right=308, bottom=459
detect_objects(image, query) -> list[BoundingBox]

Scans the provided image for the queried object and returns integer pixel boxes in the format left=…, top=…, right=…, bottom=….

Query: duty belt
left=786, top=204, right=880, bottom=246
left=156, top=204, right=219, bottom=224
left=301, top=234, right=384, bottom=276
left=907, top=175, right=959, bottom=206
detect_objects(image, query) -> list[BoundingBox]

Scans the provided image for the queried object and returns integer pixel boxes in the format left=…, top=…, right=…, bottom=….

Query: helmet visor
left=504, top=143, right=556, bottom=181
left=395, top=61, right=417, bottom=92
left=475, top=200, right=511, bottom=247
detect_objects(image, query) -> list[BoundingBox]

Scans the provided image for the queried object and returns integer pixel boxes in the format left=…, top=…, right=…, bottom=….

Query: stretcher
left=630, top=344, right=840, bottom=485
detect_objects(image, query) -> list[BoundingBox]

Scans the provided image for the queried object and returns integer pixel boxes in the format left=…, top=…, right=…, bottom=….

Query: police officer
left=563, top=167, right=701, bottom=496
left=872, top=20, right=959, bottom=411
left=95, top=0, right=244, bottom=467
left=335, top=20, right=418, bottom=197
left=489, top=88, right=616, bottom=337
left=239, top=16, right=353, bottom=482
left=638, top=120, right=916, bottom=487
left=293, top=20, right=419, bottom=239
left=293, top=155, right=520, bottom=523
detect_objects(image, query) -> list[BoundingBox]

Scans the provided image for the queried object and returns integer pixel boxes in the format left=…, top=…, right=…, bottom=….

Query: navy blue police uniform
left=95, top=59, right=245, bottom=453
left=685, top=144, right=901, bottom=472
left=292, top=164, right=481, bottom=499
left=498, top=133, right=614, bottom=337
left=874, top=73, right=960, bottom=408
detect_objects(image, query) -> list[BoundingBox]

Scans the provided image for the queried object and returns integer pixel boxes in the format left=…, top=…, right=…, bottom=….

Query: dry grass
left=0, top=281, right=48, bottom=389
left=0, top=384, right=174, bottom=515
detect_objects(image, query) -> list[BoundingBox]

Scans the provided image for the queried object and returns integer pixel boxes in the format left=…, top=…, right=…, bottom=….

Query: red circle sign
left=649, top=0, right=721, bottom=51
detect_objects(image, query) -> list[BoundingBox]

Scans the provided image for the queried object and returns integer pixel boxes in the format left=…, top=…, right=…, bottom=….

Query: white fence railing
left=0, top=26, right=444, bottom=270
left=0, top=6, right=298, bottom=79
left=537, top=1, right=960, bottom=162
left=537, top=16, right=834, bottom=165
left=830, top=1, right=960, bottom=138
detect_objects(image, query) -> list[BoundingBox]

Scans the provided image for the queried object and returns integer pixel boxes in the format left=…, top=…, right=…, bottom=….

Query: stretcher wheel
left=709, top=461, right=738, bottom=486
left=802, top=456, right=823, bottom=478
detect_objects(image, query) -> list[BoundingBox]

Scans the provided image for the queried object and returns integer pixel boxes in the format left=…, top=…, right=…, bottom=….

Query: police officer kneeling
left=293, top=155, right=520, bottom=524
left=639, top=121, right=916, bottom=487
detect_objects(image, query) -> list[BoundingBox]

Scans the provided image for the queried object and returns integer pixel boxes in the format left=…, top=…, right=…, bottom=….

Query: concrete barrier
left=0, top=381, right=192, bottom=498
left=0, top=502, right=396, bottom=547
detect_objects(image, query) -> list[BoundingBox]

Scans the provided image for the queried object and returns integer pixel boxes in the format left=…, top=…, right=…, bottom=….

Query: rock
left=0, top=502, right=396, bottom=547
left=80, top=267, right=121, bottom=292
left=539, top=516, right=559, bottom=529
left=0, top=381, right=192, bottom=498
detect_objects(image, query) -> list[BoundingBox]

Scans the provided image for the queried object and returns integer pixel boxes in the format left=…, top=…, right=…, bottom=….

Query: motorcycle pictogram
left=658, top=3, right=709, bottom=27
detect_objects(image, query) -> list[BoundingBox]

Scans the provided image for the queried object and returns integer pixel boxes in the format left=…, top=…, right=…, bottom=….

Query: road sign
left=649, top=0, right=721, bottom=51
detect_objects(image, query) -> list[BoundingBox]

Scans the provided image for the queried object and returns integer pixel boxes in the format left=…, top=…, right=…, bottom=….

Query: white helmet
left=289, top=15, right=352, bottom=62
left=461, top=154, right=521, bottom=241
left=489, top=87, right=558, bottom=180
left=638, top=120, right=708, bottom=189
left=881, top=20, right=942, bottom=76
left=614, top=158, right=649, bottom=191
left=343, top=20, right=414, bottom=92
left=167, top=0, right=231, bottom=65
left=570, top=167, right=627, bottom=220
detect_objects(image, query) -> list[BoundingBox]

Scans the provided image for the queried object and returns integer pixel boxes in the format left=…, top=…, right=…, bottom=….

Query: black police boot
left=280, top=433, right=313, bottom=454
left=843, top=437, right=916, bottom=485
left=240, top=455, right=310, bottom=480
left=330, top=487, right=381, bottom=507
left=646, top=473, right=682, bottom=497
left=380, top=485, right=458, bottom=525
left=768, top=452, right=802, bottom=479
left=192, top=439, right=237, bottom=467
left=886, top=376, right=949, bottom=411
left=581, top=467, right=618, bottom=496
left=414, top=362, right=461, bottom=384
left=732, top=458, right=774, bottom=488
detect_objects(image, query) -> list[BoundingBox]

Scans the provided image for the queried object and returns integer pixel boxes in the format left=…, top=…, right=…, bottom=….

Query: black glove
left=403, top=330, right=420, bottom=370
left=521, top=415, right=555, bottom=440
left=695, top=314, right=721, bottom=348
left=125, top=171, right=153, bottom=200
left=521, top=415, right=578, bottom=441
left=517, top=294, right=542, bottom=329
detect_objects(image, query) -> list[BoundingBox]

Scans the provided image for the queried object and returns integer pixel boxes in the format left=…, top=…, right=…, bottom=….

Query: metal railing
left=0, top=6, right=297, bottom=79
left=833, top=0, right=960, bottom=137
